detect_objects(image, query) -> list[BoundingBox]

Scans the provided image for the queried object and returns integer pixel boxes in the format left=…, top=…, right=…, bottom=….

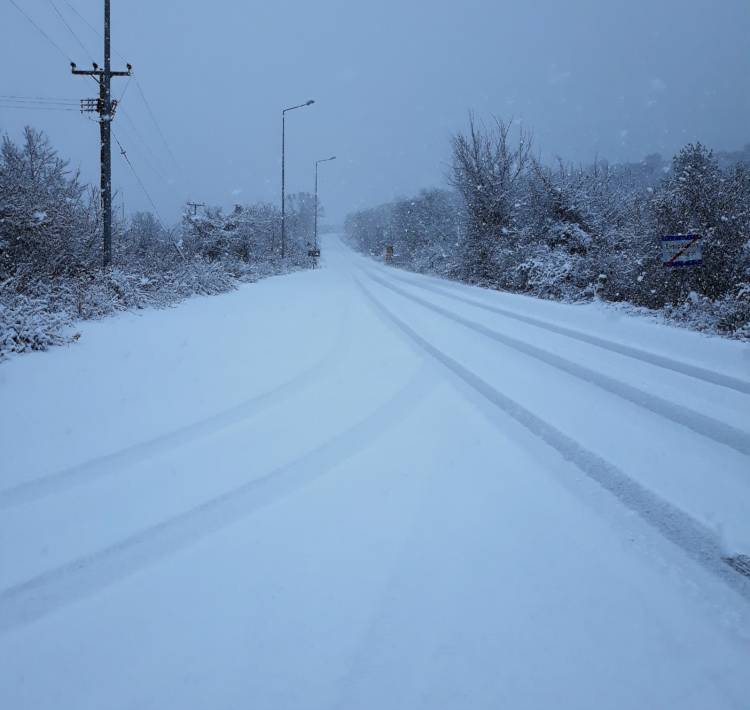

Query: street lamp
left=314, top=156, right=336, bottom=251
left=281, top=99, right=315, bottom=258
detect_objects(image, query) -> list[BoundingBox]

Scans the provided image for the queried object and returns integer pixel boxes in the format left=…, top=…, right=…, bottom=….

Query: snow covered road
left=1, top=236, right=750, bottom=709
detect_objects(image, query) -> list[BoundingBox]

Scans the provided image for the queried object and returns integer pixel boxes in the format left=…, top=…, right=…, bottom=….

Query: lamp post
left=281, top=99, right=315, bottom=258
left=314, top=156, right=336, bottom=251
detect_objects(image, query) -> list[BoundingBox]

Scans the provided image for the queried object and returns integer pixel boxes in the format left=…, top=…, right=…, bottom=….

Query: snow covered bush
left=650, top=144, right=750, bottom=303
left=344, top=190, right=463, bottom=279
left=0, top=127, right=315, bottom=359
left=450, top=115, right=532, bottom=283
left=0, top=127, right=98, bottom=278
left=345, top=116, right=750, bottom=339
left=0, top=286, right=74, bottom=355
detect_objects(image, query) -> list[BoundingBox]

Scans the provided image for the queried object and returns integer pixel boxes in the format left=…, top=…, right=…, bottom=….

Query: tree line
left=0, top=127, right=318, bottom=356
left=345, top=115, right=750, bottom=337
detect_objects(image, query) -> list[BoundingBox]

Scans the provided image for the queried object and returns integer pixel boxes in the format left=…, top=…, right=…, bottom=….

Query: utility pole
left=314, top=156, right=336, bottom=251
left=281, top=100, right=315, bottom=259
left=73, top=0, right=131, bottom=268
left=187, top=202, right=206, bottom=217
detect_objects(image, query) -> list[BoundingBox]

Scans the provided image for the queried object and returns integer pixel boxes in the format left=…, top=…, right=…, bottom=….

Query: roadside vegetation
left=345, top=116, right=750, bottom=339
left=0, top=127, right=316, bottom=358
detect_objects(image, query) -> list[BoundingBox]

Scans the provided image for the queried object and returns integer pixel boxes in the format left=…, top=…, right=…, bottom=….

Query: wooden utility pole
left=72, top=1, right=131, bottom=267
left=187, top=202, right=206, bottom=217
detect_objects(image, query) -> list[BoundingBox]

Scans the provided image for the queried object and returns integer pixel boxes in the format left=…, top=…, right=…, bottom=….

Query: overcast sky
left=1, top=0, right=749, bottom=223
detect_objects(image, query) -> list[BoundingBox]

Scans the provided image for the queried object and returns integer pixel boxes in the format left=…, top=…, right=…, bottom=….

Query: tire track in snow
left=365, top=270, right=750, bottom=457
left=0, top=309, right=352, bottom=511
left=356, top=277, right=750, bottom=601
left=378, top=267, right=750, bottom=396
left=0, top=364, right=434, bottom=635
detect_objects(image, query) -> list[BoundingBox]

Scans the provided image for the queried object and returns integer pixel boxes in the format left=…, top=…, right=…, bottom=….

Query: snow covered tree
left=285, top=192, right=316, bottom=257
left=0, top=127, right=317, bottom=357
left=651, top=143, right=747, bottom=302
left=0, top=127, right=95, bottom=279
left=344, top=128, right=749, bottom=337
left=450, top=115, right=532, bottom=283
left=125, top=212, right=166, bottom=256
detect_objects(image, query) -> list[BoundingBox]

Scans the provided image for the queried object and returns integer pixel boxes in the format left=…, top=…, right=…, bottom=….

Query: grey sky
left=1, top=0, right=748, bottom=223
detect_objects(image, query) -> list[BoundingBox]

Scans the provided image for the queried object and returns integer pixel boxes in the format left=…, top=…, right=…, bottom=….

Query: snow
left=1, top=236, right=749, bottom=709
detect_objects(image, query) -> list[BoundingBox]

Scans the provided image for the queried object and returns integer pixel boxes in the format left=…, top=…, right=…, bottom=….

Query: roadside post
left=308, top=245, right=321, bottom=269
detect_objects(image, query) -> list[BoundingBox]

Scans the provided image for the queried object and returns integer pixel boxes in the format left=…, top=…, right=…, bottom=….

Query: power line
left=134, top=78, right=178, bottom=168
left=113, top=132, right=186, bottom=261
left=119, top=108, right=171, bottom=182
left=47, top=0, right=95, bottom=64
left=0, top=102, right=78, bottom=108
left=63, top=0, right=128, bottom=63
left=0, top=104, right=77, bottom=112
left=113, top=132, right=166, bottom=228
left=116, top=116, right=171, bottom=185
left=7, top=0, right=71, bottom=61
left=0, top=95, right=79, bottom=105
left=117, top=75, right=132, bottom=104
left=0, top=95, right=78, bottom=101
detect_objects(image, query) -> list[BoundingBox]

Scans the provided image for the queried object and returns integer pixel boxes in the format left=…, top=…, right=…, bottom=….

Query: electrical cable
left=0, top=104, right=77, bottom=112
left=116, top=115, right=171, bottom=184
left=113, top=134, right=186, bottom=260
left=119, top=109, right=171, bottom=182
left=134, top=78, right=178, bottom=168
left=47, top=0, right=95, bottom=64
left=7, top=0, right=71, bottom=61
left=0, top=95, right=78, bottom=103
left=62, top=0, right=128, bottom=63
left=117, top=76, right=132, bottom=104
left=112, top=132, right=168, bottom=230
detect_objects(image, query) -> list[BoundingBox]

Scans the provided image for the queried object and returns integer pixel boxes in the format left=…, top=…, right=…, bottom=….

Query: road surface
left=1, top=236, right=749, bottom=709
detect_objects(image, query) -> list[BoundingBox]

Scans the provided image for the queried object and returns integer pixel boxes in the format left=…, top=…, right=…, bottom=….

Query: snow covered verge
left=0, top=127, right=314, bottom=359
left=344, top=118, right=750, bottom=340
left=347, top=247, right=750, bottom=342
left=0, top=258, right=308, bottom=358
